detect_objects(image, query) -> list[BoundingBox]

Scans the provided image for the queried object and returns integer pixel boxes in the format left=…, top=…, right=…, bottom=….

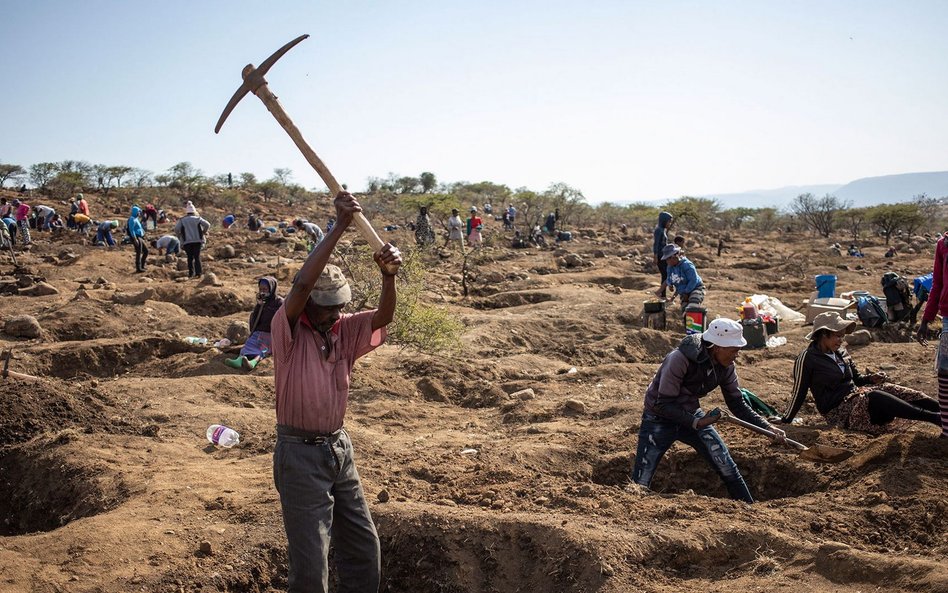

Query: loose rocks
left=845, top=329, right=872, bottom=346
left=225, top=321, right=250, bottom=345
left=4, top=315, right=42, bottom=338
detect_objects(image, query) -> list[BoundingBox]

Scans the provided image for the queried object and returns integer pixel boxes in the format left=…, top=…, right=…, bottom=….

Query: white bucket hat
left=701, top=318, right=747, bottom=348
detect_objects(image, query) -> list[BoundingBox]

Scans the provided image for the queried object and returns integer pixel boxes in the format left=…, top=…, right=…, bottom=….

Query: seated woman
left=781, top=312, right=941, bottom=434
left=226, top=277, right=283, bottom=371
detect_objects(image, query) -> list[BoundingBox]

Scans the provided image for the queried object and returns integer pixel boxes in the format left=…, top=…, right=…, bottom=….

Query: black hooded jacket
left=249, top=276, right=283, bottom=334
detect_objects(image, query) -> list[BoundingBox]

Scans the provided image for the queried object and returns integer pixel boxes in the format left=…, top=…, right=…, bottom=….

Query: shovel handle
left=720, top=412, right=807, bottom=452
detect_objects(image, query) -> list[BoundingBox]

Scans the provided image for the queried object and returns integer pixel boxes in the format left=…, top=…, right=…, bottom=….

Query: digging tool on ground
left=1, top=349, right=40, bottom=382
left=719, top=410, right=853, bottom=464
left=214, top=34, right=384, bottom=252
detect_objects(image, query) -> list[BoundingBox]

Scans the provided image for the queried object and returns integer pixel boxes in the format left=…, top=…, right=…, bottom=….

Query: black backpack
left=881, top=272, right=912, bottom=322
left=857, top=295, right=888, bottom=327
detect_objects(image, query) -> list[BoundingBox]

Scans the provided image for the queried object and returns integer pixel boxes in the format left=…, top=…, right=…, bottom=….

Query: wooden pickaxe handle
left=253, top=83, right=384, bottom=252
left=2, top=368, right=41, bottom=382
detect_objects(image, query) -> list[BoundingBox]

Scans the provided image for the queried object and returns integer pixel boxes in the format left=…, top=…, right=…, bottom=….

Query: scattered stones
left=565, top=399, right=587, bottom=414
left=225, top=321, right=250, bottom=345
left=844, top=329, right=872, bottom=346
left=199, top=272, right=223, bottom=287
left=218, top=244, right=236, bottom=259
left=19, top=281, right=59, bottom=296
left=564, top=253, right=585, bottom=268
left=199, top=541, right=212, bottom=555
left=4, top=315, right=42, bottom=338
left=112, top=287, right=157, bottom=305
left=510, top=388, right=535, bottom=400
left=176, top=259, right=189, bottom=272
left=377, top=490, right=390, bottom=503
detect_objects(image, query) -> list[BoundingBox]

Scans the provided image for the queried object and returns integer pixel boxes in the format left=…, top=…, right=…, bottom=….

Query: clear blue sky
left=3, top=0, right=947, bottom=203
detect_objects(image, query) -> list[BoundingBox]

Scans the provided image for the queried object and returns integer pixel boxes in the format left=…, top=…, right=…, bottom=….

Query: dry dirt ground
left=0, top=193, right=946, bottom=593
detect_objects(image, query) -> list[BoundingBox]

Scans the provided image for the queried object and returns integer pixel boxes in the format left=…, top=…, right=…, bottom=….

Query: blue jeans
left=631, top=411, right=754, bottom=503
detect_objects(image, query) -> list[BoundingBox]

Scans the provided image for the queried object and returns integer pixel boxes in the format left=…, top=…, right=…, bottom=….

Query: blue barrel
left=815, top=274, right=836, bottom=299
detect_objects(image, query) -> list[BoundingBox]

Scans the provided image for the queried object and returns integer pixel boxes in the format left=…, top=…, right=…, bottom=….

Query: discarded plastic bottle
left=186, top=336, right=208, bottom=346
left=206, top=424, right=240, bottom=448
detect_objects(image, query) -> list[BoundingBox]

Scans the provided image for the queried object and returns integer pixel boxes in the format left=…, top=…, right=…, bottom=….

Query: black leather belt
left=277, top=424, right=343, bottom=445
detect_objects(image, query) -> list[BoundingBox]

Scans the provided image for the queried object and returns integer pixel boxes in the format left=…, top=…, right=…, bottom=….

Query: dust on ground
left=0, top=191, right=945, bottom=593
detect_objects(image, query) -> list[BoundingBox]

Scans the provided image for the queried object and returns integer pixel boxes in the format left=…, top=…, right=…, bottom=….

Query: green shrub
left=336, top=243, right=462, bottom=353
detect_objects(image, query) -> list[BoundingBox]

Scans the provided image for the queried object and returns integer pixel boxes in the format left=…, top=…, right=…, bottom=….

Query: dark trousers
left=273, top=428, right=380, bottom=593
left=631, top=411, right=754, bottom=503
left=183, top=242, right=203, bottom=277
left=132, top=236, right=148, bottom=271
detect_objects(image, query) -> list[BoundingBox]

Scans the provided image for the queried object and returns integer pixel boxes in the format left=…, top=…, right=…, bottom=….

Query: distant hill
left=701, top=184, right=842, bottom=209
left=833, top=171, right=948, bottom=207
left=690, top=171, right=948, bottom=209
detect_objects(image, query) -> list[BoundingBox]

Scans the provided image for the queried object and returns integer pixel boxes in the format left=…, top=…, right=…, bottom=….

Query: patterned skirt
left=824, top=382, right=932, bottom=435
left=239, top=331, right=272, bottom=359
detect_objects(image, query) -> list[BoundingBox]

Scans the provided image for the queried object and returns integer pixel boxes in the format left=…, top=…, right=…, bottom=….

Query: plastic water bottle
left=206, top=425, right=240, bottom=448
left=186, top=336, right=208, bottom=346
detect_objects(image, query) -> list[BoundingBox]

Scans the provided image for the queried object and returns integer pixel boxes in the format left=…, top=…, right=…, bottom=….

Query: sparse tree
left=167, top=162, right=205, bottom=198
left=544, top=182, right=586, bottom=226
left=130, top=168, right=153, bottom=187
left=395, top=176, right=420, bottom=194
left=29, top=162, right=58, bottom=189
left=663, top=196, right=722, bottom=233
left=107, top=165, right=133, bottom=188
left=790, top=193, right=849, bottom=238
left=272, top=167, right=293, bottom=185
left=0, top=163, right=26, bottom=187
left=419, top=171, right=437, bottom=193
left=842, top=207, right=868, bottom=242
left=239, top=172, right=257, bottom=188
left=868, top=203, right=924, bottom=245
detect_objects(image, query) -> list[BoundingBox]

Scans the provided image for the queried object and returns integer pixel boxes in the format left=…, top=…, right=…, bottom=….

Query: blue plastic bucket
left=815, top=274, right=836, bottom=299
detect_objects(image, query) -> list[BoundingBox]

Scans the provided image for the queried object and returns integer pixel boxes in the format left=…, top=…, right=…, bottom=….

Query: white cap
left=701, top=318, right=747, bottom=348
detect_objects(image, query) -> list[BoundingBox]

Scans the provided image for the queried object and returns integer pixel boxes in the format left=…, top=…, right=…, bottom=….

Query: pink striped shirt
left=272, top=304, right=386, bottom=433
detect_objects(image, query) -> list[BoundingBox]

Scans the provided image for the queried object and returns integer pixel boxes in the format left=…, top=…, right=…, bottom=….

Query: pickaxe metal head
left=214, top=34, right=310, bottom=134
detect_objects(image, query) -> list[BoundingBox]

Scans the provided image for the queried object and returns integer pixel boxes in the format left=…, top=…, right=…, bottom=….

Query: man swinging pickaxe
left=214, top=34, right=385, bottom=252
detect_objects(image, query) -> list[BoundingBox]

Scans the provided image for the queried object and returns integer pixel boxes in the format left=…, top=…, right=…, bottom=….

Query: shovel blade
left=798, top=444, right=853, bottom=464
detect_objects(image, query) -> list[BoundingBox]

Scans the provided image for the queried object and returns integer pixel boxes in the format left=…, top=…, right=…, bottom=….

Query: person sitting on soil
left=95, top=220, right=118, bottom=247
left=782, top=312, right=942, bottom=435
left=174, top=202, right=210, bottom=278
left=655, top=244, right=706, bottom=312
left=271, top=191, right=401, bottom=592
left=153, top=234, right=180, bottom=261
left=847, top=244, right=864, bottom=257
left=247, top=212, right=262, bottom=232
left=127, top=205, right=148, bottom=273
left=631, top=318, right=786, bottom=503
left=225, top=277, right=283, bottom=370
left=511, top=230, right=529, bottom=249
left=885, top=247, right=897, bottom=258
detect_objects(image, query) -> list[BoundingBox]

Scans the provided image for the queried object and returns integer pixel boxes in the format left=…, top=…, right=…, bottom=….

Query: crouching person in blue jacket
left=630, top=319, right=786, bottom=503
left=656, top=243, right=705, bottom=312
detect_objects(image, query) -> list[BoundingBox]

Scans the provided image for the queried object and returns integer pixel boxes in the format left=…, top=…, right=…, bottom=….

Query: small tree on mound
left=791, top=193, right=849, bottom=238
left=335, top=243, right=463, bottom=353
left=868, top=203, right=924, bottom=245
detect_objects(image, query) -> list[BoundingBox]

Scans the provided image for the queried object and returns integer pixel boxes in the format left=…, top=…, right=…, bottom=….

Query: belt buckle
left=303, top=436, right=327, bottom=445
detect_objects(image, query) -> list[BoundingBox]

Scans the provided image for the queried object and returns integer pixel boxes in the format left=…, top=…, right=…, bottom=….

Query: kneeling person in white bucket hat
left=631, top=318, right=786, bottom=503
left=270, top=191, right=402, bottom=592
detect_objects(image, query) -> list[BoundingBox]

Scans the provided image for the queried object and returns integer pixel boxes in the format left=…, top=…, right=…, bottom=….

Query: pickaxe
left=215, top=34, right=384, bottom=251
left=1, top=349, right=40, bottom=382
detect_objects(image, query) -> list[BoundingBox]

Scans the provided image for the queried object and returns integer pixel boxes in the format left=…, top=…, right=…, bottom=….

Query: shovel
left=719, top=411, right=853, bottom=464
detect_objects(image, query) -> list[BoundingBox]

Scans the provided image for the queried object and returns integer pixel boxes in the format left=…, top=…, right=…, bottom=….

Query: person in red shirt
left=466, top=206, right=483, bottom=248
left=916, top=232, right=948, bottom=438
left=271, top=191, right=401, bottom=592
